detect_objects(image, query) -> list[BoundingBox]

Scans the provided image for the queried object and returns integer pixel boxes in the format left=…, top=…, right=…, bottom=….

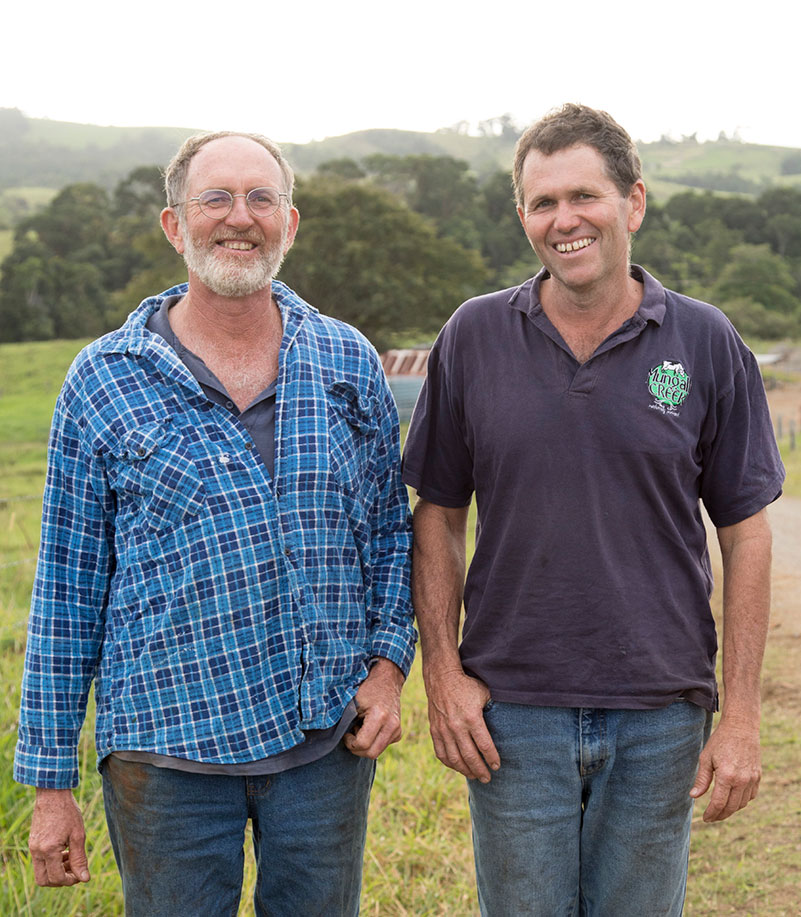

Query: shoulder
left=274, top=280, right=372, bottom=346
left=435, top=282, right=530, bottom=355
left=59, top=284, right=188, bottom=410
left=660, top=286, right=753, bottom=364
left=274, top=281, right=387, bottom=393
left=453, top=283, right=526, bottom=326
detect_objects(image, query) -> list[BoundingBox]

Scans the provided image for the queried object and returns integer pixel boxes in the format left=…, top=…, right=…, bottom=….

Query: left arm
left=690, top=508, right=772, bottom=821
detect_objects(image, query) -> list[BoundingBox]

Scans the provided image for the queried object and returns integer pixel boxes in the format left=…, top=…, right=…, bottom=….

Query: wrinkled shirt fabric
left=15, top=281, right=415, bottom=789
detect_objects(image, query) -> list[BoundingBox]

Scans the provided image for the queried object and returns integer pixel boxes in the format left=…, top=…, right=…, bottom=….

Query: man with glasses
left=404, top=105, right=784, bottom=915
left=15, top=131, right=415, bottom=916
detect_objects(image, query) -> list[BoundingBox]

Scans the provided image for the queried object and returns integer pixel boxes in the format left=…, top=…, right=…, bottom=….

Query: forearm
left=411, top=497, right=469, bottom=682
left=716, top=508, right=773, bottom=725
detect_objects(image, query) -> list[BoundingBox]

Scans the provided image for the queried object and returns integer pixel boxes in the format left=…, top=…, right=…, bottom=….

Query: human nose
left=552, top=201, right=581, bottom=233
left=224, top=193, right=254, bottom=227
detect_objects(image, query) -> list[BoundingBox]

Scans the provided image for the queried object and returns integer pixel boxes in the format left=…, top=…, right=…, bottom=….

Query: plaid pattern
left=15, top=282, right=415, bottom=788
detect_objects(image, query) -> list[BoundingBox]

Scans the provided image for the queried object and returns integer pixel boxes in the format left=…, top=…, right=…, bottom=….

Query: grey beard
left=181, top=229, right=287, bottom=298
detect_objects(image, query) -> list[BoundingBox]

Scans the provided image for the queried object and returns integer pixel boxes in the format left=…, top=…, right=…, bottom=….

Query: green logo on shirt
left=648, top=360, right=692, bottom=414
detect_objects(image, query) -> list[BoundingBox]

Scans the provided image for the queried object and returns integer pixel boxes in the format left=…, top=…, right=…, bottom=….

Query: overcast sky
left=3, top=0, right=796, bottom=149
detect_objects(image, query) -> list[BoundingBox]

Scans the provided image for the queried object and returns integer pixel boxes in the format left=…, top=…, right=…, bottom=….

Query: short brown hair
left=513, top=104, right=642, bottom=206
left=163, top=131, right=295, bottom=207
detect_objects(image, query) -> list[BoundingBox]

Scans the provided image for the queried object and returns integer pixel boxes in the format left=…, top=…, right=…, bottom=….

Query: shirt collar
left=508, top=264, right=667, bottom=326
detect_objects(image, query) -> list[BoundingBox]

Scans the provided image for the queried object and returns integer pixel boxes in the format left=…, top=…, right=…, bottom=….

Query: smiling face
left=161, top=135, right=299, bottom=298
left=516, top=144, right=646, bottom=301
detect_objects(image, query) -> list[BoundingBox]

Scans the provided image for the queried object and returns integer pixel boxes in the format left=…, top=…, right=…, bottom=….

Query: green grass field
left=1, top=339, right=799, bottom=915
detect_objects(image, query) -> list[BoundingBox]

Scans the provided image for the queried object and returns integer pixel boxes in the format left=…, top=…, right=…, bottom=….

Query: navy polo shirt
left=403, top=267, right=784, bottom=711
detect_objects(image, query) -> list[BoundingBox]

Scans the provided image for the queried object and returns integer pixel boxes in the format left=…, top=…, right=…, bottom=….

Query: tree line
left=1, top=154, right=800, bottom=350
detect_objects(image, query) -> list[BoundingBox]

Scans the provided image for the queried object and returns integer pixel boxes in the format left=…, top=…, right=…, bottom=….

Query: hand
left=29, top=788, right=90, bottom=886
left=690, top=718, right=761, bottom=822
left=344, top=658, right=405, bottom=759
left=425, top=668, right=500, bottom=783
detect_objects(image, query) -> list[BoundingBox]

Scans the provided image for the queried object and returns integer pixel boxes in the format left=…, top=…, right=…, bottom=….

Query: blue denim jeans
left=101, top=741, right=375, bottom=917
left=468, top=702, right=713, bottom=917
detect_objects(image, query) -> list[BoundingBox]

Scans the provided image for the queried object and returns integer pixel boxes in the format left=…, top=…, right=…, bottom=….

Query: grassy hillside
left=3, top=109, right=801, bottom=205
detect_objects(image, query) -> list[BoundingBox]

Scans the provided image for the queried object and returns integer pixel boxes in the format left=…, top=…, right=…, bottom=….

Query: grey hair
left=163, top=131, right=295, bottom=207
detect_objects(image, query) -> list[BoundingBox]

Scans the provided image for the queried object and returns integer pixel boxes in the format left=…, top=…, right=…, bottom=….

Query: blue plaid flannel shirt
left=15, top=281, right=415, bottom=788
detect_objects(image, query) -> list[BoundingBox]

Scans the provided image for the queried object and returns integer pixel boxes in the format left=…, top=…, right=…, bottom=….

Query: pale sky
left=3, top=0, right=797, bottom=148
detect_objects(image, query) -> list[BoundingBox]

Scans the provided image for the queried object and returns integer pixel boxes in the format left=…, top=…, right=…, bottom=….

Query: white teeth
left=555, top=238, right=595, bottom=253
left=220, top=241, right=256, bottom=250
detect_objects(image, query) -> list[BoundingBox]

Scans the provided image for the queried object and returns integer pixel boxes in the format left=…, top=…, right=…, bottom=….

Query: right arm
left=412, top=497, right=500, bottom=782
left=15, top=377, right=111, bottom=885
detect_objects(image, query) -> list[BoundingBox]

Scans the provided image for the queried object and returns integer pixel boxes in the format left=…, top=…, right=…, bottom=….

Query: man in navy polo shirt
left=403, top=104, right=784, bottom=915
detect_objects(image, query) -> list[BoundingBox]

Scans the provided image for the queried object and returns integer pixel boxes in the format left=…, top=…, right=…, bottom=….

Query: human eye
left=247, top=187, right=280, bottom=211
left=199, top=190, right=231, bottom=210
left=528, top=198, right=553, bottom=213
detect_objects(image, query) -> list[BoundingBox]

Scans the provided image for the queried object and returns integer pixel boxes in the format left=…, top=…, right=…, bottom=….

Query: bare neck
left=539, top=272, right=644, bottom=364
left=541, top=269, right=641, bottom=324
left=167, top=283, right=284, bottom=412
left=169, top=283, right=281, bottom=348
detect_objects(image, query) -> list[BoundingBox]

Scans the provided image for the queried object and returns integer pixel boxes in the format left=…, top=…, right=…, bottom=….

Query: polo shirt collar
left=508, top=265, right=667, bottom=327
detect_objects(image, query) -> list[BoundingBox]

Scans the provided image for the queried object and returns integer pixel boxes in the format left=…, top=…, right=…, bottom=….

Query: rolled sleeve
left=366, top=376, right=416, bottom=675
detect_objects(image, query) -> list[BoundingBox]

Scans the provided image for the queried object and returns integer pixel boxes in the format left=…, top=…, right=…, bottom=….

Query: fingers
left=32, top=833, right=89, bottom=887
left=691, top=748, right=761, bottom=822
left=689, top=756, right=713, bottom=800
left=701, top=772, right=760, bottom=822
left=345, top=707, right=402, bottom=759
left=430, top=707, right=500, bottom=783
left=29, top=788, right=90, bottom=887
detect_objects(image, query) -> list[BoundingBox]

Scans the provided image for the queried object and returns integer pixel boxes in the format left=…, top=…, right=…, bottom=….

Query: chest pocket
left=108, top=418, right=206, bottom=531
left=326, top=382, right=378, bottom=494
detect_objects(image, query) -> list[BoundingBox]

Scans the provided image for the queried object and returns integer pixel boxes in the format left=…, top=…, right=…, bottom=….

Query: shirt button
left=225, top=400, right=234, bottom=410
left=245, top=442, right=254, bottom=450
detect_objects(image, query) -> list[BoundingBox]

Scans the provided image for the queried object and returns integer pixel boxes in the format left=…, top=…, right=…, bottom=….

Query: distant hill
left=2, top=107, right=801, bottom=206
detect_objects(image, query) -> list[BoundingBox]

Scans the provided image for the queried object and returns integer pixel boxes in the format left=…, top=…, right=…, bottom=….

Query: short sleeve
left=700, top=350, right=784, bottom=527
left=402, top=332, right=475, bottom=508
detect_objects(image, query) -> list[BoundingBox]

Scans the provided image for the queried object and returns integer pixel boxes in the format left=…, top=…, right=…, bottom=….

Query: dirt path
left=764, top=380, right=801, bottom=643
left=765, top=495, right=801, bottom=639
left=689, top=383, right=801, bottom=915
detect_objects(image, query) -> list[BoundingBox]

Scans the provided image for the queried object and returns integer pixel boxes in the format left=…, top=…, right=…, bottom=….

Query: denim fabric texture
left=102, top=741, right=375, bottom=916
left=468, top=701, right=713, bottom=916
left=15, top=281, right=415, bottom=788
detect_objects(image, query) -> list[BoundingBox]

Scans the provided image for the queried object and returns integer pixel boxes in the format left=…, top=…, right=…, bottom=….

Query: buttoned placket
left=138, top=313, right=326, bottom=727
left=273, top=301, right=324, bottom=724
left=525, top=303, right=651, bottom=397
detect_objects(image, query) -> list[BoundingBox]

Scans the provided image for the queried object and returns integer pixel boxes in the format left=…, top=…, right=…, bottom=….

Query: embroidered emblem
left=647, top=360, right=692, bottom=416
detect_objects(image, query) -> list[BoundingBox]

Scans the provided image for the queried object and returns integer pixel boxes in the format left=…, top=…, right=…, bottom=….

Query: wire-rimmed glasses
left=174, top=187, right=290, bottom=219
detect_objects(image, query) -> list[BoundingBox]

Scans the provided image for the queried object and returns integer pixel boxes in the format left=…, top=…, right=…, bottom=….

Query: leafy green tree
left=0, top=171, right=175, bottom=342
left=474, top=170, right=532, bottom=283
left=112, top=165, right=165, bottom=219
left=280, top=177, right=489, bottom=351
left=317, top=159, right=366, bottom=181
left=362, top=154, right=483, bottom=250
left=711, top=244, right=800, bottom=334
left=758, top=188, right=801, bottom=258
left=106, top=227, right=186, bottom=328
left=719, top=297, right=799, bottom=339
